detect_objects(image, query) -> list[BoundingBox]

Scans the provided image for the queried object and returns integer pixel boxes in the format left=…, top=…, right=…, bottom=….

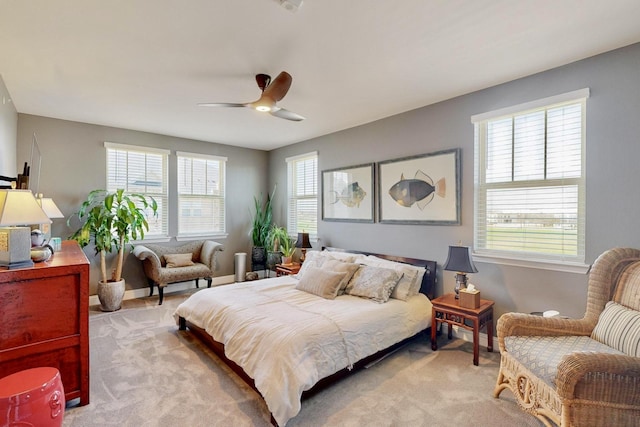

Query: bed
left=174, top=247, right=437, bottom=426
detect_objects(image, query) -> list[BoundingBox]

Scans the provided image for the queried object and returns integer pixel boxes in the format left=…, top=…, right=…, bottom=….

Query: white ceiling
left=2, top=0, right=640, bottom=151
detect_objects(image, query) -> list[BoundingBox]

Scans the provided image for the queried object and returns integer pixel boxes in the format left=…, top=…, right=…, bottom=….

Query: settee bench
left=133, top=240, right=224, bottom=305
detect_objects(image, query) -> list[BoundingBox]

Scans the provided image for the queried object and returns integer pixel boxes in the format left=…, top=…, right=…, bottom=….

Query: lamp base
left=454, top=272, right=468, bottom=299
left=0, top=259, right=34, bottom=270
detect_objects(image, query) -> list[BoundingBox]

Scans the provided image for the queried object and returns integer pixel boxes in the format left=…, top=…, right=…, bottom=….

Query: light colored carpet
left=62, top=290, right=543, bottom=427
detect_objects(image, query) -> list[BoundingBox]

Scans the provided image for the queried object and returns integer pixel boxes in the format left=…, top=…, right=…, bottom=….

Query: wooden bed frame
left=178, top=247, right=437, bottom=425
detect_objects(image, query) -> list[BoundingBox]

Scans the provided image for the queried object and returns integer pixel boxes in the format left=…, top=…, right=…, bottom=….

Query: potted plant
left=250, top=188, right=275, bottom=272
left=68, top=189, right=158, bottom=311
left=279, top=233, right=297, bottom=265
left=265, top=225, right=284, bottom=271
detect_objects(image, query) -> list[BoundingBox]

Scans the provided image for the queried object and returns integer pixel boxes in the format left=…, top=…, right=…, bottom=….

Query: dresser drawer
left=0, top=273, right=80, bottom=349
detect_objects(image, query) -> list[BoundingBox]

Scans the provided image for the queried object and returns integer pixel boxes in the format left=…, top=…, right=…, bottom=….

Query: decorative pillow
left=295, top=251, right=327, bottom=281
left=591, top=301, right=640, bottom=357
left=295, top=267, right=347, bottom=299
left=346, top=265, right=403, bottom=303
left=361, top=255, right=421, bottom=301
left=320, top=259, right=361, bottom=293
left=164, top=253, right=194, bottom=268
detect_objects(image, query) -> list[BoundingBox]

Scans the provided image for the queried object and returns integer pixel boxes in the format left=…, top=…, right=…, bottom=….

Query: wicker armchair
left=133, top=240, right=224, bottom=305
left=494, top=247, right=640, bottom=426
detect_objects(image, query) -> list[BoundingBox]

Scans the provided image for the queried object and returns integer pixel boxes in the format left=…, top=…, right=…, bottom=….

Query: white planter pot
left=97, top=279, right=126, bottom=312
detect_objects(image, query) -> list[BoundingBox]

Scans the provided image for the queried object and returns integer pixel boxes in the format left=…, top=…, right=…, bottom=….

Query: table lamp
left=443, top=244, right=478, bottom=299
left=295, top=232, right=312, bottom=262
left=0, top=189, right=51, bottom=269
left=35, top=195, right=64, bottom=243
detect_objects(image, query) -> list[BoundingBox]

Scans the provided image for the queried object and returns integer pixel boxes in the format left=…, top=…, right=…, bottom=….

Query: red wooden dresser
left=0, top=240, right=90, bottom=405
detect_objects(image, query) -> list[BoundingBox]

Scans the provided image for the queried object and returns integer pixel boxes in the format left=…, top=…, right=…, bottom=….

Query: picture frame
left=322, top=163, right=375, bottom=223
left=378, top=148, right=460, bottom=225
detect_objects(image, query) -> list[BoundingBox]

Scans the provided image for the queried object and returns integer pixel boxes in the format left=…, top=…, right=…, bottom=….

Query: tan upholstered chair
left=133, top=240, right=224, bottom=305
left=494, top=247, right=640, bottom=426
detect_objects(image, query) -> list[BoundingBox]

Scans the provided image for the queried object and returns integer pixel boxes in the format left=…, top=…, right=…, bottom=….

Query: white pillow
left=295, top=267, right=347, bottom=299
left=361, top=255, right=421, bottom=301
left=346, top=265, right=402, bottom=303
left=321, top=250, right=363, bottom=263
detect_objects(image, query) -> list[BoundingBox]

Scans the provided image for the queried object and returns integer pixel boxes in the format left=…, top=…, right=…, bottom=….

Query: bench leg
left=148, top=279, right=155, bottom=297
left=195, top=278, right=199, bottom=288
left=158, top=286, right=164, bottom=305
left=207, top=278, right=212, bottom=288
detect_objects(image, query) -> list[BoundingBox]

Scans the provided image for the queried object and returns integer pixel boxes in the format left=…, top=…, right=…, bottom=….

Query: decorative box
left=459, top=288, right=481, bottom=309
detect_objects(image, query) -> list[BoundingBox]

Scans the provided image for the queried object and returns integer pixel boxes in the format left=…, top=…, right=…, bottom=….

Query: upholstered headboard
left=323, top=247, right=437, bottom=300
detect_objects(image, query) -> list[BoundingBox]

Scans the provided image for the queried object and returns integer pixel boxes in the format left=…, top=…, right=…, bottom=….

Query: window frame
left=471, top=89, right=590, bottom=273
left=286, top=151, right=318, bottom=240
left=104, top=141, right=169, bottom=241
left=175, top=151, right=227, bottom=239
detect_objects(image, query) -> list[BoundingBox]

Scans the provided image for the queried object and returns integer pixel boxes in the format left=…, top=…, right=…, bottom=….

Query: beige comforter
left=174, top=276, right=432, bottom=426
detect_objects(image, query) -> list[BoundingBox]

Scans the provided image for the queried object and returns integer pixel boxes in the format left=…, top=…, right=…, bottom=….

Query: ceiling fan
left=198, top=71, right=305, bottom=121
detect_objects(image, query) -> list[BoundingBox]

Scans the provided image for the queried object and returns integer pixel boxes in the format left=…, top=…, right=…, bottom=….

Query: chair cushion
left=591, top=301, right=640, bottom=357
left=505, top=335, right=625, bottom=387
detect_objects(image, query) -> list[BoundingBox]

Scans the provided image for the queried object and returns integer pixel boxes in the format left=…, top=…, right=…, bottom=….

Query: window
left=472, top=89, right=588, bottom=270
left=105, top=142, right=169, bottom=238
left=287, top=151, right=318, bottom=239
left=177, top=152, right=226, bottom=237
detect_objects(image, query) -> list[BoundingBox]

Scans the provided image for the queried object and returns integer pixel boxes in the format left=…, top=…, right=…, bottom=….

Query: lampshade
left=38, top=197, right=64, bottom=219
left=295, top=232, right=312, bottom=249
left=443, top=245, right=478, bottom=274
left=0, top=190, right=51, bottom=226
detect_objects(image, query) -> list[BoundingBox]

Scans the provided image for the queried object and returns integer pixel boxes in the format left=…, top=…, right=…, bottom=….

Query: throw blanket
left=174, top=276, right=432, bottom=426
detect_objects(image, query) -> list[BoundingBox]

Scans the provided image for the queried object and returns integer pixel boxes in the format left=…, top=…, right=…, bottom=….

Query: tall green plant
left=250, top=187, right=275, bottom=248
left=69, top=189, right=158, bottom=283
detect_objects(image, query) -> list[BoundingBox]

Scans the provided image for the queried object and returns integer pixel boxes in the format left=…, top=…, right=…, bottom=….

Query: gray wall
left=269, top=42, right=640, bottom=321
left=17, top=114, right=268, bottom=294
left=0, top=75, right=17, bottom=177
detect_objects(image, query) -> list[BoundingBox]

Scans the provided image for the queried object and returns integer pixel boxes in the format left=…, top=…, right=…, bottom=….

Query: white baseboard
left=447, top=325, right=490, bottom=348
left=89, top=275, right=235, bottom=306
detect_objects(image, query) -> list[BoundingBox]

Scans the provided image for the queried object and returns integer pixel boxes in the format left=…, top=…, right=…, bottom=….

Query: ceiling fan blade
left=263, top=71, right=292, bottom=102
left=197, top=102, right=248, bottom=108
left=270, top=107, right=305, bottom=121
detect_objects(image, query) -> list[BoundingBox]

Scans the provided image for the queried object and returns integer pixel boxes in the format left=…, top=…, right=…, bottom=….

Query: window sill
left=175, top=234, right=228, bottom=242
left=472, top=253, right=591, bottom=274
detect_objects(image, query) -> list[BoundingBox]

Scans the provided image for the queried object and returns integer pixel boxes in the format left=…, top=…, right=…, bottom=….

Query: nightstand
left=430, top=293, right=495, bottom=366
left=275, top=263, right=301, bottom=276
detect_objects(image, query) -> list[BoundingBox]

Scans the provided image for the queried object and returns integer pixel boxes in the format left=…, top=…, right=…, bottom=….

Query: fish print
left=388, top=170, right=445, bottom=210
left=329, top=182, right=367, bottom=208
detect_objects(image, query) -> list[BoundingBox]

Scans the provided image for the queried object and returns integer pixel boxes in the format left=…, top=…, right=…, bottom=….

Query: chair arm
left=556, top=352, right=640, bottom=406
left=132, top=245, right=162, bottom=270
left=497, top=312, right=593, bottom=351
left=200, top=240, right=224, bottom=270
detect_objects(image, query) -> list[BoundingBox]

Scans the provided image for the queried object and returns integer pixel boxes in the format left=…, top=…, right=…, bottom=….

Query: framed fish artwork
left=378, top=148, right=461, bottom=225
left=322, top=163, right=375, bottom=222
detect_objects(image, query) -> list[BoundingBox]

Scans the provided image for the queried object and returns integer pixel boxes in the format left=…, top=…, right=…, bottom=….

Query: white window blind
left=287, top=152, right=318, bottom=238
left=104, top=142, right=169, bottom=238
left=472, top=89, right=588, bottom=265
left=177, top=152, right=226, bottom=237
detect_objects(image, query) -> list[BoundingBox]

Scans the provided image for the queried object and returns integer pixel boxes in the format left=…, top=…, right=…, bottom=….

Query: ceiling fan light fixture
left=252, top=96, right=275, bottom=112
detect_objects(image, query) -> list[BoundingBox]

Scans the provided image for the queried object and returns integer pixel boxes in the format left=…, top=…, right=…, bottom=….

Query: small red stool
left=0, top=367, right=65, bottom=427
